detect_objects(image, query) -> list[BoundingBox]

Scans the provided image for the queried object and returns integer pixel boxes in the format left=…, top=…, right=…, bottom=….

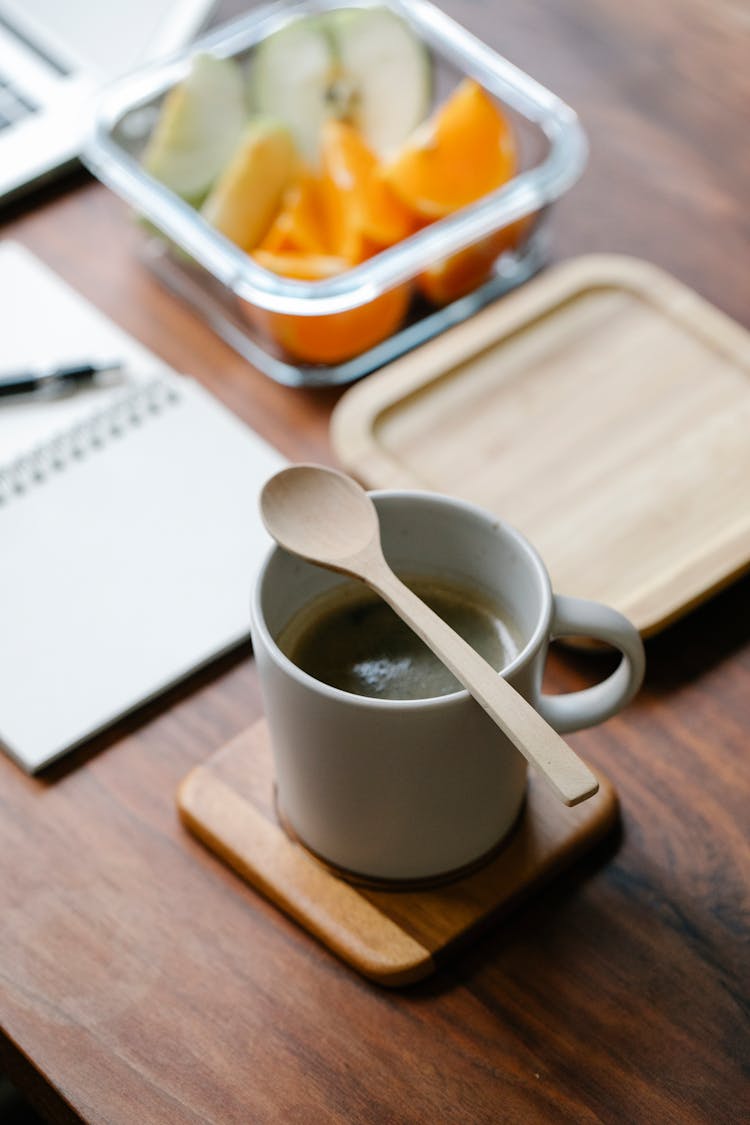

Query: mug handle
left=533, top=594, right=646, bottom=734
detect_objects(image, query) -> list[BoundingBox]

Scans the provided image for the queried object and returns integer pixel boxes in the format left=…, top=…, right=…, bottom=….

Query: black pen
left=0, top=361, right=123, bottom=399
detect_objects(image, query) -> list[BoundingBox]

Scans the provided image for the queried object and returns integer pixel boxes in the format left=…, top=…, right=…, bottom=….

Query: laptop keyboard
left=0, top=73, right=36, bottom=131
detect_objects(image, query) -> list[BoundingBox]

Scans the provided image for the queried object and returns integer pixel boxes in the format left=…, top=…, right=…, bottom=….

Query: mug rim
left=251, top=489, right=553, bottom=712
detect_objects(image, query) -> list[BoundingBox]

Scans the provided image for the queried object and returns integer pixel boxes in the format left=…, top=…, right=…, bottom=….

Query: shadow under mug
left=250, top=491, right=645, bottom=883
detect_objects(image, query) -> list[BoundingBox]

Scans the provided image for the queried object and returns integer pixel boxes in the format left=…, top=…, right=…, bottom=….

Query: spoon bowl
left=261, top=464, right=380, bottom=568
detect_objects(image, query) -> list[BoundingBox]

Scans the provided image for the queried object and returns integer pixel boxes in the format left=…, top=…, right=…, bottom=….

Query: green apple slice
left=200, top=120, right=298, bottom=251
left=142, top=54, right=248, bottom=204
left=249, top=8, right=432, bottom=164
left=249, top=18, right=335, bottom=164
left=332, top=7, right=432, bottom=155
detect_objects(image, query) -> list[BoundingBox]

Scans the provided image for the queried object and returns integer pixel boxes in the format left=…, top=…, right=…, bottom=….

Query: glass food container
left=85, top=0, right=587, bottom=387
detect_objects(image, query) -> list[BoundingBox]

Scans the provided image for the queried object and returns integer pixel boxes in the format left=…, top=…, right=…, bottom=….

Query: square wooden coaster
left=177, top=721, right=618, bottom=986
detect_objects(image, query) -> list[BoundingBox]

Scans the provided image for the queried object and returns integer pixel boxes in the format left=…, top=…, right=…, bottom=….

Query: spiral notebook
left=0, top=243, right=284, bottom=772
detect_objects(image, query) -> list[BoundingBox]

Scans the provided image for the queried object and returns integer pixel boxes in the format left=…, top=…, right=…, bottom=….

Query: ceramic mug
left=250, top=490, right=645, bottom=883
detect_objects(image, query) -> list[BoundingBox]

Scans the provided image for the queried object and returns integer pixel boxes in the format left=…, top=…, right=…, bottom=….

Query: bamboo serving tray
left=331, top=255, right=750, bottom=636
left=177, top=721, right=617, bottom=986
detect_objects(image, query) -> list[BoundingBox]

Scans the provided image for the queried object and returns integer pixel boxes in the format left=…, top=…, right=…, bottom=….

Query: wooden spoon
left=260, top=464, right=599, bottom=807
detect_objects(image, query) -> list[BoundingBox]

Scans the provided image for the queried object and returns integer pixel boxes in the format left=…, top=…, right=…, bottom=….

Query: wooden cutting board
left=331, top=255, right=750, bottom=636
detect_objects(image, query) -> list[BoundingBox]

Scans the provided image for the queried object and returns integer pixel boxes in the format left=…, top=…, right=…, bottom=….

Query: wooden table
left=1, top=1, right=748, bottom=1121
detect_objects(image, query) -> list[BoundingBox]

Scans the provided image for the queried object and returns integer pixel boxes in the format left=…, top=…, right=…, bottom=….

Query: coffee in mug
left=277, top=576, right=522, bottom=701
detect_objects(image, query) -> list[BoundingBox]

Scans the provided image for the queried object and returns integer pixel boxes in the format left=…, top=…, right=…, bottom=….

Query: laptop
left=0, top=0, right=215, bottom=203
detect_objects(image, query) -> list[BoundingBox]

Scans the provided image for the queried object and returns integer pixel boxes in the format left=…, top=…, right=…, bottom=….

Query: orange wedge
left=321, top=119, right=418, bottom=262
left=251, top=250, right=345, bottom=280
left=243, top=249, right=410, bottom=365
left=418, top=215, right=534, bottom=306
left=383, top=79, right=517, bottom=220
left=258, top=172, right=329, bottom=255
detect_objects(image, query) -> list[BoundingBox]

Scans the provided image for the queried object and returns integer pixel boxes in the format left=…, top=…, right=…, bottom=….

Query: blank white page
left=0, top=361, right=284, bottom=772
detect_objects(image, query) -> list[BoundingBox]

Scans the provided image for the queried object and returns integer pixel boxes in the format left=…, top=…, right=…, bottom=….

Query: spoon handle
left=368, top=564, right=599, bottom=807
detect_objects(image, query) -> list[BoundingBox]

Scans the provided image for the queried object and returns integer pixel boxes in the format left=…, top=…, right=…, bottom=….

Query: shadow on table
left=550, top=570, right=750, bottom=697
left=0, top=1076, right=45, bottom=1125
left=641, top=570, right=750, bottom=692
left=404, top=816, right=623, bottom=1000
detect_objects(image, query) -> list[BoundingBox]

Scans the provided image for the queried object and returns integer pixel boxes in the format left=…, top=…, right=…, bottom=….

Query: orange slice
left=321, top=119, right=418, bottom=262
left=251, top=250, right=347, bottom=279
left=258, top=172, right=328, bottom=255
left=418, top=216, right=534, bottom=306
left=383, top=79, right=517, bottom=220
left=243, top=249, right=411, bottom=364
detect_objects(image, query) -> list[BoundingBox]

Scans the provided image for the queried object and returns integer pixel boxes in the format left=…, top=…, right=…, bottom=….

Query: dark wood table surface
left=1, top=1, right=748, bottom=1122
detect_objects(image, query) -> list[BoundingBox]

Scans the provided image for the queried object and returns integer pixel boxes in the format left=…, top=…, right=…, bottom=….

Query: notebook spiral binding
left=0, top=378, right=180, bottom=506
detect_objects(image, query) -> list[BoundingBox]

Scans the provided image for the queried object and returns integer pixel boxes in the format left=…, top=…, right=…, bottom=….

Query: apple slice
left=249, top=18, right=335, bottom=164
left=142, top=54, right=248, bottom=204
left=249, top=8, right=431, bottom=163
left=332, top=7, right=431, bottom=155
left=201, top=121, right=298, bottom=251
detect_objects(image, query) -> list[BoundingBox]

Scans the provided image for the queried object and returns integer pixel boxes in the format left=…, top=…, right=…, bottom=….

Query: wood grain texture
left=331, top=255, right=750, bottom=635
left=0, top=0, right=748, bottom=1121
left=177, top=721, right=616, bottom=984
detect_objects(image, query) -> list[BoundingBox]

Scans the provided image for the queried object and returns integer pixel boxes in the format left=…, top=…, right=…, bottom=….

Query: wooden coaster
left=177, top=721, right=618, bottom=986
